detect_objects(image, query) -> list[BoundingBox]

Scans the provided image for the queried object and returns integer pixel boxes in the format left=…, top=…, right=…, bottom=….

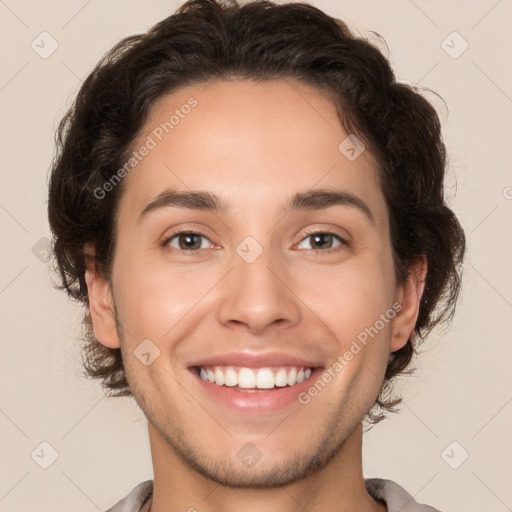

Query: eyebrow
left=137, top=187, right=375, bottom=225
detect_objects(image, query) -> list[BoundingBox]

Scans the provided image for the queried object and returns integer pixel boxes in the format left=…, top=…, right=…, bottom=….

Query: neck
left=146, top=422, right=386, bottom=512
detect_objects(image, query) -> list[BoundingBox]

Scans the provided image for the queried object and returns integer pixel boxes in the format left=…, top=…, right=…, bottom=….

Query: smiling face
left=85, top=78, right=424, bottom=488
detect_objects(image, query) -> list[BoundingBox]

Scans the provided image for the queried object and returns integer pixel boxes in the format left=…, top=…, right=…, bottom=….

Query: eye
left=162, top=228, right=348, bottom=253
left=163, top=231, right=214, bottom=251
left=296, top=229, right=348, bottom=251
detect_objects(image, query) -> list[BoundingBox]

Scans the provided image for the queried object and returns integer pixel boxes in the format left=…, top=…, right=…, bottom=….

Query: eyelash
left=300, top=228, right=349, bottom=251
left=161, top=228, right=348, bottom=254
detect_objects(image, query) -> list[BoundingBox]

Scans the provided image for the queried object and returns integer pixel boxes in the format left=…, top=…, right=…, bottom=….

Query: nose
left=216, top=246, right=302, bottom=335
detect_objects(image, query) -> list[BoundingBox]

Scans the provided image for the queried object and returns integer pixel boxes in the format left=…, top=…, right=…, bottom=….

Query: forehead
left=117, top=78, right=387, bottom=226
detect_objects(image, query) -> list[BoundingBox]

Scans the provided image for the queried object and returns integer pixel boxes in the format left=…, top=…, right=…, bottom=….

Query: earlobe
left=390, top=256, right=427, bottom=353
left=83, top=244, right=121, bottom=349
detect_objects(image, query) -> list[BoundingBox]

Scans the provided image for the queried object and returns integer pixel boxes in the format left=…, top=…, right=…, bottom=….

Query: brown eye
left=296, top=230, right=347, bottom=251
left=164, top=231, right=212, bottom=251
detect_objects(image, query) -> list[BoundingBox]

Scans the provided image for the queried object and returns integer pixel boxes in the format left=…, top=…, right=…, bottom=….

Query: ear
left=83, top=244, right=120, bottom=349
left=390, top=256, right=428, bottom=353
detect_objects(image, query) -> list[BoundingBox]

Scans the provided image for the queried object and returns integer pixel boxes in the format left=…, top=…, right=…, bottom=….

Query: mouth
left=188, top=358, right=324, bottom=414
left=191, top=365, right=314, bottom=392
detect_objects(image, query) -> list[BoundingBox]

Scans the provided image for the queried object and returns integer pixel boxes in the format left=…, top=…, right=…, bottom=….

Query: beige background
left=1, top=0, right=511, bottom=510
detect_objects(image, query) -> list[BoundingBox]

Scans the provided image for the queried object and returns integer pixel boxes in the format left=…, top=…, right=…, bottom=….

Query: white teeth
left=224, top=368, right=238, bottom=387
left=238, top=368, right=256, bottom=388
left=256, top=368, right=275, bottom=389
left=214, top=367, right=225, bottom=386
left=287, top=367, right=297, bottom=386
left=197, top=365, right=314, bottom=389
left=274, top=368, right=288, bottom=387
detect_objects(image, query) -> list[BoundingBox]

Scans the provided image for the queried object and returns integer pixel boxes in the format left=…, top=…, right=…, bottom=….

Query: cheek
left=295, top=254, right=395, bottom=342
left=113, top=253, right=221, bottom=339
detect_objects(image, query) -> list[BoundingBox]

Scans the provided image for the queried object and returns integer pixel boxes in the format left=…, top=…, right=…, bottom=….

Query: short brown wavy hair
left=47, top=0, right=466, bottom=424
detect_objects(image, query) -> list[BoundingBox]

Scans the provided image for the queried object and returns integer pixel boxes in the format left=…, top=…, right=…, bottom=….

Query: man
left=47, top=0, right=466, bottom=510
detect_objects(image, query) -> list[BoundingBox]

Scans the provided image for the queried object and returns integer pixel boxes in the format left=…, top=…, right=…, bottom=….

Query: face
left=86, top=78, right=423, bottom=488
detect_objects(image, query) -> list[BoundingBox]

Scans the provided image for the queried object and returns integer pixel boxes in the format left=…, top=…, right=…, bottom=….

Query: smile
left=194, top=365, right=313, bottom=390
left=189, top=364, right=323, bottom=413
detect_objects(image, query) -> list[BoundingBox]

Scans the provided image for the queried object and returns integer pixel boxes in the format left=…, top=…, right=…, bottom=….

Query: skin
left=85, top=78, right=426, bottom=512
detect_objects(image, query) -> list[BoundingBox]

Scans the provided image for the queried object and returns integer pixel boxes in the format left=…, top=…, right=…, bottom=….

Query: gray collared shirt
left=105, top=478, right=443, bottom=511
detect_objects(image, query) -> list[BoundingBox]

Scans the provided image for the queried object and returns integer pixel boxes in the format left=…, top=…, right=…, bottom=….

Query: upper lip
left=188, top=351, right=323, bottom=369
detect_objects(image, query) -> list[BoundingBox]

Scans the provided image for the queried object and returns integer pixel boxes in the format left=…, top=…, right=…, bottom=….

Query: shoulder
left=365, top=478, right=444, bottom=512
left=105, top=480, right=154, bottom=512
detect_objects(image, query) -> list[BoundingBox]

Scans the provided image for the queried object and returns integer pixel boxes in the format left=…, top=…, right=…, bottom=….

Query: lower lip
left=189, top=367, right=323, bottom=414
